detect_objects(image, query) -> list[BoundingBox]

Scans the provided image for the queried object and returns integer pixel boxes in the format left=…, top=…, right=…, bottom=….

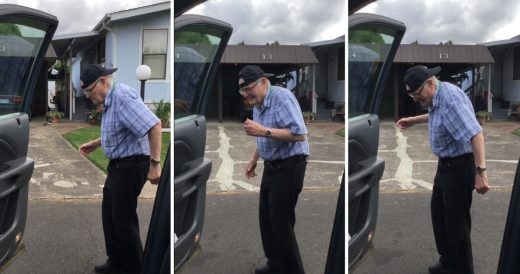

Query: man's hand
left=475, top=173, right=490, bottom=194
left=79, top=139, right=100, bottom=156
left=246, top=159, right=257, bottom=179
left=395, top=117, right=415, bottom=130
left=243, top=118, right=266, bottom=137
left=148, top=164, right=161, bottom=185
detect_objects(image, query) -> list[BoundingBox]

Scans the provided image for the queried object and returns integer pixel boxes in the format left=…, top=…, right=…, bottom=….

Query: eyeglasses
left=84, top=78, right=101, bottom=93
left=238, top=79, right=260, bottom=96
left=408, top=80, right=428, bottom=99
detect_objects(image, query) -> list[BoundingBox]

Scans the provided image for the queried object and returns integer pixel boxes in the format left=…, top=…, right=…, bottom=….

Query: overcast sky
left=358, top=0, right=520, bottom=44
left=4, top=0, right=166, bottom=35
left=185, top=0, right=346, bottom=45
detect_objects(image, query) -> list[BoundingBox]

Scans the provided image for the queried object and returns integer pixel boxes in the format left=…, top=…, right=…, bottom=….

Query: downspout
left=488, top=64, right=492, bottom=113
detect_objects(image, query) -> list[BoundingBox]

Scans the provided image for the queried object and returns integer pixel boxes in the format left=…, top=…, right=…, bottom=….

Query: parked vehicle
left=0, top=4, right=58, bottom=270
left=348, top=0, right=406, bottom=269
left=173, top=0, right=232, bottom=271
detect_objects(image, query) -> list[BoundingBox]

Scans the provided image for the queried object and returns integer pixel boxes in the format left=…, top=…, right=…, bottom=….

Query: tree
left=237, top=40, right=246, bottom=45
left=411, top=40, right=419, bottom=45
left=349, top=30, right=384, bottom=44
left=0, top=23, right=21, bottom=36
left=265, top=41, right=280, bottom=46
left=439, top=40, right=453, bottom=45
left=174, top=31, right=211, bottom=45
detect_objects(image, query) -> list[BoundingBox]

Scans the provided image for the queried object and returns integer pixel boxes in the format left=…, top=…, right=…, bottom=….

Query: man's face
left=409, top=79, right=433, bottom=107
left=84, top=77, right=106, bottom=104
left=238, top=78, right=266, bottom=106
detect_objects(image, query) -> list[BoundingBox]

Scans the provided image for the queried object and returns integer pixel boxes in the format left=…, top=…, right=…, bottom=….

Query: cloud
left=186, top=0, right=345, bottom=45
left=10, top=0, right=167, bottom=35
left=360, top=0, right=520, bottom=44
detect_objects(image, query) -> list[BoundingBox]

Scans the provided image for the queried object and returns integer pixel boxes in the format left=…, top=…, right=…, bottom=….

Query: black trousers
left=260, top=155, right=307, bottom=274
left=432, top=153, right=475, bottom=274
left=103, top=155, right=149, bottom=272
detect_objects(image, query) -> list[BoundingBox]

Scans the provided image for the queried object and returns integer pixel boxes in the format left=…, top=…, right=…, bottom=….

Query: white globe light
left=136, top=65, right=152, bottom=80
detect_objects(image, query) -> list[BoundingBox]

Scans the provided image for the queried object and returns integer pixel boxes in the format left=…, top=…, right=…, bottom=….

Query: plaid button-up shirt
left=101, top=82, right=160, bottom=160
left=253, top=85, right=309, bottom=161
left=428, top=80, right=482, bottom=158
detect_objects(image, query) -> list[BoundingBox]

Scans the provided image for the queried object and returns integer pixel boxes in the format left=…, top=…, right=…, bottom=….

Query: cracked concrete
left=378, top=120, right=520, bottom=193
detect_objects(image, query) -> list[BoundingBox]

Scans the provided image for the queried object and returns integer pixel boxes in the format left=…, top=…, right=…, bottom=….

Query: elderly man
left=79, top=64, right=162, bottom=274
left=396, top=65, right=490, bottom=274
left=240, top=65, right=309, bottom=274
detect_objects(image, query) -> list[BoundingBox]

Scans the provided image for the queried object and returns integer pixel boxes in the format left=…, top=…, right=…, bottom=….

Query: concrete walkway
left=378, top=119, right=520, bottom=193
left=27, top=118, right=158, bottom=199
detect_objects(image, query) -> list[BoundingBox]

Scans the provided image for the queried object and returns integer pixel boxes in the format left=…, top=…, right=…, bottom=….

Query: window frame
left=141, top=26, right=169, bottom=81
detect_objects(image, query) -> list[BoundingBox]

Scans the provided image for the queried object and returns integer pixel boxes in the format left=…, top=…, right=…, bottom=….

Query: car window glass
left=174, top=25, right=225, bottom=118
left=0, top=18, right=48, bottom=115
left=348, top=24, right=398, bottom=118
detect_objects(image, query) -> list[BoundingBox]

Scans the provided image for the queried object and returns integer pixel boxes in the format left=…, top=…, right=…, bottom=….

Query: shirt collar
left=429, top=79, right=441, bottom=112
left=104, top=83, right=116, bottom=108
left=255, top=85, right=273, bottom=113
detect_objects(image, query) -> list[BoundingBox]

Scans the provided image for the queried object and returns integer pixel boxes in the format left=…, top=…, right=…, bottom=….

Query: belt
left=439, top=153, right=473, bottom=165
left=264, top=155, right=308, bottom=166
left=109, top=155, right=149, bottom=165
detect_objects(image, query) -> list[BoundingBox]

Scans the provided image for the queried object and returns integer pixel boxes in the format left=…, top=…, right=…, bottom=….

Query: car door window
left=174, top=25, right=226, bottom=117
left=348, top=24, right=399, bottom=118
left=0, top=19, right=49, bottom=115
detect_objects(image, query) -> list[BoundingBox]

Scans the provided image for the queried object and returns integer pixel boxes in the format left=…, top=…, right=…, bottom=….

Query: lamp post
left=136, top=65, right=152, bottom=100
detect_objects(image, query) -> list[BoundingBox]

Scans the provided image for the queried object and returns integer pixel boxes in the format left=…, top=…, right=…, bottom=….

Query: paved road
left=351, top=120, right=520, bottom=274
left=178, top=120, right=345, bottom=273
left=178, top=191, right=339, bottom=274
left=2, top=199, right=154, bottom=274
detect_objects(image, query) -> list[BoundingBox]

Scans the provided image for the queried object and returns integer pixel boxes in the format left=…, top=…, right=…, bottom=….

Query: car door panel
left=348, top=12, right=405, bottom=269
left=174, top=14, right=232, bottom=271
left=0, top=4, right=57, bottom=269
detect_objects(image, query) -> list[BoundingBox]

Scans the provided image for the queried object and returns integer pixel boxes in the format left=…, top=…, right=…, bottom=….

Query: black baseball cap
left=404, top=65, right=441, bottom=92
left=80, top=64, right=118, bottom=90
left=238, top=65, right=274, bottom=89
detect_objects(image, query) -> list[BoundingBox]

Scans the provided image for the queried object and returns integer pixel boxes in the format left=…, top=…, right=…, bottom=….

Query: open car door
left=0, top=4, right=57, bottom=270
left=173, top=14, right=232, bottom=271
left=348, top=12, right=405, bottom=269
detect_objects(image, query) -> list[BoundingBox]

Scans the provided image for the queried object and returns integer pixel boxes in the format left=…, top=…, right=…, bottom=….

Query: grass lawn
left=336, top=127, right=345, bottom=137
left=63, top=126, right=171, bottom=173
left=513, top=128, right=520, bottom=137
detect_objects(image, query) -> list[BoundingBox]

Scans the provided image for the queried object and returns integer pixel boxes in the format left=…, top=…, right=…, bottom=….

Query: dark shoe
left=94, top=259, right=123, bottom=273
left=429, top=262, right=452, bottom=274
left=255, top=260, right=282, bottom=274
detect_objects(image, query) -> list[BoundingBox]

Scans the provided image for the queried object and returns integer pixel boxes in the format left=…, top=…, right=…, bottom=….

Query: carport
left=379, top=44, right=495, bottom=120
left=205, top=45, right=319, bottom=122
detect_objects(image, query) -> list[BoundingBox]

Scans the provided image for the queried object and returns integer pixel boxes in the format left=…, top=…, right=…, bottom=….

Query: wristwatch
left=265, top=128, right=272, bottom=137
left=476, top=166, right=486, bottom=175
left=151, top=158, right=161, bottom=166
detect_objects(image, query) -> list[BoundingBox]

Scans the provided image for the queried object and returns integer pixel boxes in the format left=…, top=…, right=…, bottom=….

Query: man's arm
left=471, top=131, right=490, bottom=194
left=395, top=113, right=429, bottom=130
left=79, top=137, right=101, bottom=156
left=246, top=147, right=260, bottom=179
left=147, top=121, right=162, bottom=184
left=243, top=118, right=305, bottom=142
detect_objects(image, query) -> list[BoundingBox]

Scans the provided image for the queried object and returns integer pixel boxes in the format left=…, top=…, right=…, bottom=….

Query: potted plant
left=153, top=99, right=171, bottom=128
left=302, top=111, right=316, bottom=124
left=46, top=110, right=64, bottom=123
left=476, top=110, right=491, bottom=125
left=87, top=108, right=103, bottom=125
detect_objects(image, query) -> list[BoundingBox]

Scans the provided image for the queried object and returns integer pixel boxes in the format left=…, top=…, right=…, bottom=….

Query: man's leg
left=268, top=157, right=307, bottom=274
left=110, top=158, right=149, bottom=273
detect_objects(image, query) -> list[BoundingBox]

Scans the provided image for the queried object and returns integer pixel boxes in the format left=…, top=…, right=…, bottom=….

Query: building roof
left=51, top=31, right=100, bottom=58
left=393, top=44, right=494, bottom=64
left=220, top=45, right=318, bottom=64
left=93, top=1, right=170, bottom=31
left=479, top=37, right=520, bottom=48
left=303, top=35, right=344, bottom=48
